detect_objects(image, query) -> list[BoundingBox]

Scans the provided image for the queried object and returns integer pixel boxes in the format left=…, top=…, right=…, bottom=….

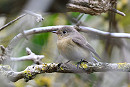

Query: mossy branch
left=1, top=62, right=130, bottom=82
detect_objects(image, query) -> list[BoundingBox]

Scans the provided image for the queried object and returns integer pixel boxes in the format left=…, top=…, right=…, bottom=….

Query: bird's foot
left=58, top=60, right=71, bottom=67
left=77, top=59, right=88, bottom=69
left=58, top=62, right=63, bottom=67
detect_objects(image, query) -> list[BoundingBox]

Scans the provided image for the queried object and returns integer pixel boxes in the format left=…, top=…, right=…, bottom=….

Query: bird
left=52, top=26, right=101, bottom=63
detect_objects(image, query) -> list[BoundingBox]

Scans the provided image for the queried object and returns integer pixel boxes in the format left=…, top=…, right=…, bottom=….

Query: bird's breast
left=57, top=37, right=90, bottom=61
left=57, top=37, right=74, bottom=53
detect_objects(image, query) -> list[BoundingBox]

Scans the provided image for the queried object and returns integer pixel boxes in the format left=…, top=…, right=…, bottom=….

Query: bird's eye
left=63, top=31, right=67, bottom=34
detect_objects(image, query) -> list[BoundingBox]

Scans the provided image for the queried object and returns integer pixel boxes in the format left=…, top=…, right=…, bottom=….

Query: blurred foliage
left=15, top=79, right=26, bottom=87
left=71, top=12, right=80, bottom=18
left=43, top=13, right=59, bottom=26
left=35, top=75, right=52, bottom=87
left=31, top=33, right=49, bottom=54
left=117, top=0, right=128, bottom=10
left=0, top=0, right=27, bottom=16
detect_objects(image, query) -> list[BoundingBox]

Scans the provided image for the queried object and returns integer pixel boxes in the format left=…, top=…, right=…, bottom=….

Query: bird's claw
left=77, top=59, right=88, bottom=69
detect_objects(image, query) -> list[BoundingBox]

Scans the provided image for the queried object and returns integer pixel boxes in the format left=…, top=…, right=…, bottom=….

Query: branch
left=78, top=26, right=130, bottom=38
left=2, top=62, right=130, bottom=82
left=67, top=0, right=125, bottom=16
left=11, top=47, right=44, bottom=64
left=5, top=25, right=130, bottom=60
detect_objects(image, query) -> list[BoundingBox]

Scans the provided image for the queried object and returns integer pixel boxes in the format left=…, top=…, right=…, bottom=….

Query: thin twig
left=11, top=47, right=44, bottom=64
left=110, top=8, right=126, bottom=16
left=24, top=10, right=44, bottom=22
left=0, top=13, right=26, bottom=31
left=0, top=10, right=44, bottom=32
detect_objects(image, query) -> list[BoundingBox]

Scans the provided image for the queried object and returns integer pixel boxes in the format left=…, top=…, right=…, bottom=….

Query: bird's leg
left=65, top=60, right=71, bottom=64
left=77, top=59, right=88, bottom=69
left=58, top=62, right=63, bottom=67
left=58, top=60, right=71, bottom=68
left=91, top=55, right=99, bottom=63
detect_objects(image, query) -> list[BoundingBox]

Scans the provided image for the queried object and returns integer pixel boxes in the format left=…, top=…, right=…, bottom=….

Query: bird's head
left=52, top=26, right=77, bottom=39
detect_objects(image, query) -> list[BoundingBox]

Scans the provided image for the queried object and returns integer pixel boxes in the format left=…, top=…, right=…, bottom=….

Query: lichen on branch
left=0, top=62, right=130, bottom=82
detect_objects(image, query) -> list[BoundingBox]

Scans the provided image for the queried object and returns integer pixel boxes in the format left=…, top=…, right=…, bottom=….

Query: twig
left=0, top=10, right=44, bottom=32
left=11, top=47, right=44, bottom=64
left=0, top=13, right=26, bottom=31
left=1, top=62, right=130, bottom=82
left=110, top=8, right=126, bottom=16
left=24, top=10, right=44, bottom=22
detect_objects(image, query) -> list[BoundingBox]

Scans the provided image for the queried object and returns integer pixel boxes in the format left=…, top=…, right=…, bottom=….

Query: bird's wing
left=72, top=36, right=101, bottom=60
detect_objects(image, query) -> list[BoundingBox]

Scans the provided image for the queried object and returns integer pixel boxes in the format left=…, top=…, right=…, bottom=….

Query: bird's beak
left=52, top=31, right=57, bottom=34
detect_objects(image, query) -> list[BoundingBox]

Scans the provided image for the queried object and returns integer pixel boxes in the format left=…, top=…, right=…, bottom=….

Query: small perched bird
left=53, top=26, right=101, bottom=63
